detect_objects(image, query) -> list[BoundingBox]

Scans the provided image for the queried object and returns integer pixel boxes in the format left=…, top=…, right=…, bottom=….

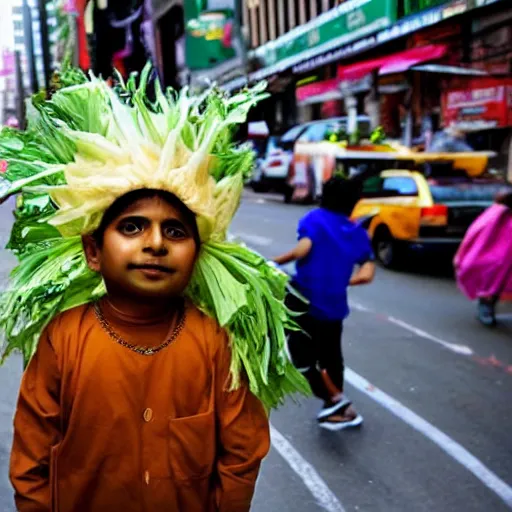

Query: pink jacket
left=455, top=204, right=512, bottom=300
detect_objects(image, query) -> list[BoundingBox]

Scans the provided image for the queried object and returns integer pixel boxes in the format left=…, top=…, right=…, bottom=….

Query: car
left=285, top=116, right=371, bottom=203
left=251, top=125, right=309, bottom=193
left=352, top=167, right=512, bottom=268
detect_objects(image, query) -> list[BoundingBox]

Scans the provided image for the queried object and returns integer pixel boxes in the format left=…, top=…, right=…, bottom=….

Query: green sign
left=402, top=0, right=447, bottom=16
left=253, top=0, right=397, bottom=70
left=184, top=0, right=236, bottom=70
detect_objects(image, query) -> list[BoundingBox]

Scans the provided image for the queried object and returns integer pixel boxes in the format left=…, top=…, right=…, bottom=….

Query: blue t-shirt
left=293, top=208, right=373, bottom=321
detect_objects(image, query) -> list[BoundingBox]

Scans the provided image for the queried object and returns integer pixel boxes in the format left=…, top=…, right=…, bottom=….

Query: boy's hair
left=321, top=176, right=362, bottom=216
left=92, top=189, right=201, bottom=248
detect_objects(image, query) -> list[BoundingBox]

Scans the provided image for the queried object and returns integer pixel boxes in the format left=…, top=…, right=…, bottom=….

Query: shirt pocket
left=168, top=410, right=216, bottom=481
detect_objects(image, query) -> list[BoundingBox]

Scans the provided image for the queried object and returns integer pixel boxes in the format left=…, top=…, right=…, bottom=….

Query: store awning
left=337, top=44, right=448, bottom=81
left=296, top=78, right=342, bottom=105
left=410, top=64, right=489, bottom=76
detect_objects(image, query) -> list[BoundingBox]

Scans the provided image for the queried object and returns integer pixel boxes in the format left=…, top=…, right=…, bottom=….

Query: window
left=299, top=122, right=328, bottom=142
left=281, top=125, right=306, bottom=142
left=382, top=177, right=418, bottom=196
left=362, top=176, right=383, bottom=197
left=279, top=125, right=305, bottom=150
left=429, top=180, right=512, bottom=203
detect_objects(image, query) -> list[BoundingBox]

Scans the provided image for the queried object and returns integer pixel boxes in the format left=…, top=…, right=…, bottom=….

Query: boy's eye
left=118, top=221, right=143, bottom=236
left=163, top=226, right=187, bottom=239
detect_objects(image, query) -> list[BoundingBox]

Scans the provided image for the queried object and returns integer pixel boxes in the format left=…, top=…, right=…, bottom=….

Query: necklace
left=93, top=300, right=186, bottom=356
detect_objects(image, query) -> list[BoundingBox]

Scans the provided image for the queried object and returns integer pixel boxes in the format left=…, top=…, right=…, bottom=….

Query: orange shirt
left=10, top=301, right=270, bottom=512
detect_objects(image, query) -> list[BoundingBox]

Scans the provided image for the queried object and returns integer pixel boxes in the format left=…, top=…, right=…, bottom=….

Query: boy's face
left=84, top=196, right=199, bottom=301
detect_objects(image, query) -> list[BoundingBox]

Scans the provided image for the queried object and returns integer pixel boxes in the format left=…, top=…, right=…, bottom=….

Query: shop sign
left=185, top=0, right=237, bottom=70
left=292, top=0, right=467, bottom=75
left=253, top=0, right=397, bottom=72
left=185, top=10, right=236, bottom=70
left=443, top=78, right=512, bottom=131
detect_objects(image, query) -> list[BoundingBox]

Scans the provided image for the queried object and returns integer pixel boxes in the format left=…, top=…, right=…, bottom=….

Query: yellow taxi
left=351, top=155, right=511, bottom=268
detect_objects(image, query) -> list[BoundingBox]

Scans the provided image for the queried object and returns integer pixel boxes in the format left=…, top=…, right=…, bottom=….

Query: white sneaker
left=318, top=413, right=364, bottom=431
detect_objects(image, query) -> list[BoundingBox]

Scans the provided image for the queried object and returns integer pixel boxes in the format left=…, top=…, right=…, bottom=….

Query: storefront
left=251, top=0, right=397, bottom=80
left=246, top=0, right=398, bottom=130
left=442, top=3, right=512, bottom=177
left=151, top=0, right=185, bottom=89
left=295, top=77, right=344, bottom=122
left=443, top=79, right=512, bottom=132
left=443, top=81, right=512, bottom=178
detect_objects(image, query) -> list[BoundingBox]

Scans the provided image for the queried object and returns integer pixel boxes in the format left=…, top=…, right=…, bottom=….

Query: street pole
left=22, top=0, right=39, bottom=94
left=37, top=0, right=52, bottom=92
left=14, top=51, right=26, bottom=130
left=234, top=0, right=249, bottom=83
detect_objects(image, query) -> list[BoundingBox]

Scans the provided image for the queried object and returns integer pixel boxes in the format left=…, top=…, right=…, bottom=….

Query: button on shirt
left=293, top=208, right=373, bottom=321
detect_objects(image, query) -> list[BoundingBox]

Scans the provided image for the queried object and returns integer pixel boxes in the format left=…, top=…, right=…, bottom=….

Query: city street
left=0, top=190, right=511, bottom=511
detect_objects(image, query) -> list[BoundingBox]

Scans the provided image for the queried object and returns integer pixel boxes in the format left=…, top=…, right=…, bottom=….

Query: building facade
left=12, top=0, right=58, bottom=92
left=195, top=0, right=510, bottom=175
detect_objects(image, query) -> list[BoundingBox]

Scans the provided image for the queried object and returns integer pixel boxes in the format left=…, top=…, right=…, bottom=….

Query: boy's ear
left=82, top=235, right=101, bottom=272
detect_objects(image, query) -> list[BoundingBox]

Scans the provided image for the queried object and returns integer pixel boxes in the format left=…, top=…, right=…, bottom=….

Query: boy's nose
left=144, top=226, right=168, bottom=255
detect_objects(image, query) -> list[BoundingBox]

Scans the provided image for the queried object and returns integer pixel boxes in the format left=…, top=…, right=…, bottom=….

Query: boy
left=3, top=69, right=308, bottom=511
left=274, top=177, right=375, bottom=430
left=9, top=188, right=270, bottom=511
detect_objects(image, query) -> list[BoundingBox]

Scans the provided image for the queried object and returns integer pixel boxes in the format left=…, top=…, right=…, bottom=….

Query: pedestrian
left=3, top=68, right=309, bottom=512
left=274, top=176, right=376, bottom=430
left=455, top=190, right=512, bottom=326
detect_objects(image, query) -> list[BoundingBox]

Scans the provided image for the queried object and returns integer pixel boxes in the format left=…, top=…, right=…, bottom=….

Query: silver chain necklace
left=93, top=301, right=186, bottom=356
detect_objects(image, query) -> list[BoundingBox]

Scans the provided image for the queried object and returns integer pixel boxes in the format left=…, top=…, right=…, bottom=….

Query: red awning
left=296, top=78, right=342, bottom=105
left=337, top=44, right=448, bottom=82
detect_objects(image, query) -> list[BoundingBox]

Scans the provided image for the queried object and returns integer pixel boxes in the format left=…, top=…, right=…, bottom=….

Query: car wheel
left=373, top=227, right=401, bottom=269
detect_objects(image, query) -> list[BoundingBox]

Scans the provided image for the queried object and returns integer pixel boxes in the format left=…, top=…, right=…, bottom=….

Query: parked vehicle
left=246, top=121, right=270, bottom=184
left=251, top=125, right=309, bottom=193
left=251, top=136, right=286, bottom=192
left=285, top=116, right=371, bottom=202
left=350, top=152, right=511, bottom=268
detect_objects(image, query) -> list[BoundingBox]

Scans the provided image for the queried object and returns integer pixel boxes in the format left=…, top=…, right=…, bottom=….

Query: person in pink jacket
left=454, top=191, right=512, bottom=326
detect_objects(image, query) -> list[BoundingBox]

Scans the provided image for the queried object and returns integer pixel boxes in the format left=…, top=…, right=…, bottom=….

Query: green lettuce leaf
left=187, top=241, right=311, bottom=409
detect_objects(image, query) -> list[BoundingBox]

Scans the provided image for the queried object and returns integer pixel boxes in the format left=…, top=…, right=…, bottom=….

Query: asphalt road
left=0, top=191, right=511, bottom=511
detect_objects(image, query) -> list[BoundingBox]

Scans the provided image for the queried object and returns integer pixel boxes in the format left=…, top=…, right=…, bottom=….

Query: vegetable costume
left=0, top=65, right=309, bottom=409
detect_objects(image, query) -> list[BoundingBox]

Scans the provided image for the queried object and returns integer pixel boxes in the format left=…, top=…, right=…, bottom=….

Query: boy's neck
left=103, top=294, right=182, bottom=323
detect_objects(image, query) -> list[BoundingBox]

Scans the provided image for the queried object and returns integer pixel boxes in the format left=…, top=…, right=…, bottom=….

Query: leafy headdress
left=0, top=66, right=309, bottom=409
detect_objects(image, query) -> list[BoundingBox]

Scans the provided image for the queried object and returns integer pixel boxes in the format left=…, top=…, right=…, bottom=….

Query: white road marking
left=350, top=301, right=474, bottom=356
left=345, top=368, right=512, bottom=509
left=350, top=301, right=373, bottom=313
left=387, top=316, right=474, bottom=356
left=270, top=425, right=346, bottom=512
left=231, top=232, right=273, bottom=247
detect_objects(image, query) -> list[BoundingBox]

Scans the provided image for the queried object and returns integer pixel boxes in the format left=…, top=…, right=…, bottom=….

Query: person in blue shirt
left=274, top=176, right=375, bottom=430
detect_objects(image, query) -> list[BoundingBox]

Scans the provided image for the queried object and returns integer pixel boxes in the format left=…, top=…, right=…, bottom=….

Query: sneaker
left=478, top=299, right=497, bottom=327
left=317, top=405, right=364, bottom=431
left=317, top=397, right=351, bottom=421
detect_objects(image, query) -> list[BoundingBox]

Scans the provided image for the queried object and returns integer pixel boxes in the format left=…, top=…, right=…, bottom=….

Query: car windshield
left=428, top=178, right=512, bottom=203
left=281, top=125, right=306, bottom=143
left=265, top=136, right=280, bottom=156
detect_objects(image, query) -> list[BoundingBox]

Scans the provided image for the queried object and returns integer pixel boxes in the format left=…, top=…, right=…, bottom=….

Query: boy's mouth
left=128, top=263, right=174, bottom=274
